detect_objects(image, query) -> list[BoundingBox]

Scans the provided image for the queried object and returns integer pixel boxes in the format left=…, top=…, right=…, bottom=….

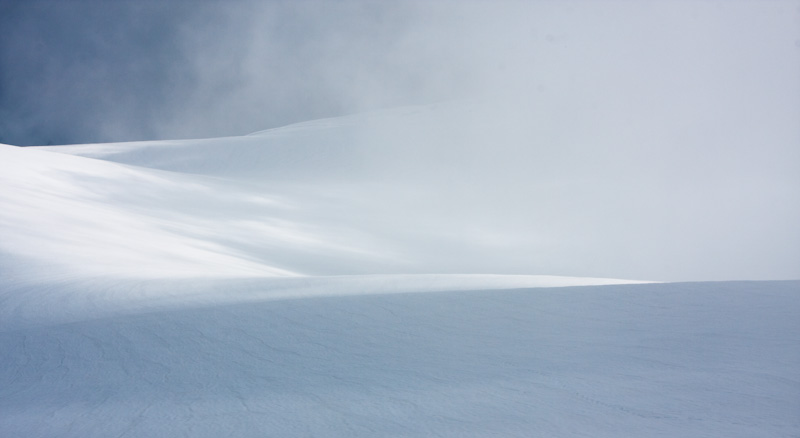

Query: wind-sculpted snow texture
left=0, top=279, right=798, bottom=437
left=1, top=102, right=799, bottom=436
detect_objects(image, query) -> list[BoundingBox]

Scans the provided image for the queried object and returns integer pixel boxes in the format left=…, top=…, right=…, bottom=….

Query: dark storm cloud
left=0, top=1, right=487, bottom=145
left=0, top=1, right=569, bottom=145
left=0, top=1, right=202, bottom=145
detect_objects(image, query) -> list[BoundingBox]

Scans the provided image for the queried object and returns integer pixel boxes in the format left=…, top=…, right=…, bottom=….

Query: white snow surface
left=1, top=102, right=799, bottom=436
left=30, top=100, right=800, bottom=281
left=1, top=278, right=798, bottom=437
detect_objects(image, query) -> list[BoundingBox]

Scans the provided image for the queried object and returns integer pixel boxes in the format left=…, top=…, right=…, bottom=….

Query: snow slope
left=1, top=101, right=799, bottom=436
left=32, top=100, right=800, bottom=281
left=1, top=279, right=798, bottom=437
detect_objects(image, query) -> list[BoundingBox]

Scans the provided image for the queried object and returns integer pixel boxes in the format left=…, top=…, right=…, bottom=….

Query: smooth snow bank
left=33, top=100, right=800, bottom=281
left=1, top=280, right=798, bottom=437
left=0, top=143, right=386, bottom=279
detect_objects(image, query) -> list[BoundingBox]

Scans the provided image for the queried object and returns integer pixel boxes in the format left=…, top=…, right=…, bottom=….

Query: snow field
left=1, top=100, right=798, bottom=436
left=1, top=280, right=797, bottom=437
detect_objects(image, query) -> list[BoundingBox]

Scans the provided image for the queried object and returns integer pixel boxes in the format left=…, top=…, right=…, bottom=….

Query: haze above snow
left=5, top=99, right=797, bottom=282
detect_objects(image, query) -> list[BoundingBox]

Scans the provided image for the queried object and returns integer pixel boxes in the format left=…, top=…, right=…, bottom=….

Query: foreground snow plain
left=1, top=101, right=798, bottom=436
left=2, top=279, right=797, bottom=437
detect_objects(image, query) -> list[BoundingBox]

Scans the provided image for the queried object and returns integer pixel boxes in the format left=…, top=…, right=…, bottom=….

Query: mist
left=2, top=1, right=796, bottom=144
left=1, top=0, right=798, bottom=280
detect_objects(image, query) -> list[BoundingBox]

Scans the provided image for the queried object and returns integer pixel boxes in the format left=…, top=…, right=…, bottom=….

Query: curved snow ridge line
left=29, top=101, right=473, bottom=181
left=244, top=103, right=442, bottom=136
left=0, top=275, right=654, bottom=331
left=269, top=274, right=654, bottom=295
left=178, top=274, right=655, bottom=306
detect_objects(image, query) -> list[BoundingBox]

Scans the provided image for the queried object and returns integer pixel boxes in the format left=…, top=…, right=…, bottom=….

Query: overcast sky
left=1, top=0, right=799, bottom=147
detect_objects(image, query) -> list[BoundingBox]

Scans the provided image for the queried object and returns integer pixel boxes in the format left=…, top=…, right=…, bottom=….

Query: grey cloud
left=0, top=1, right=198, bottom=145
left=5, top=0, right=797, bottom=152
